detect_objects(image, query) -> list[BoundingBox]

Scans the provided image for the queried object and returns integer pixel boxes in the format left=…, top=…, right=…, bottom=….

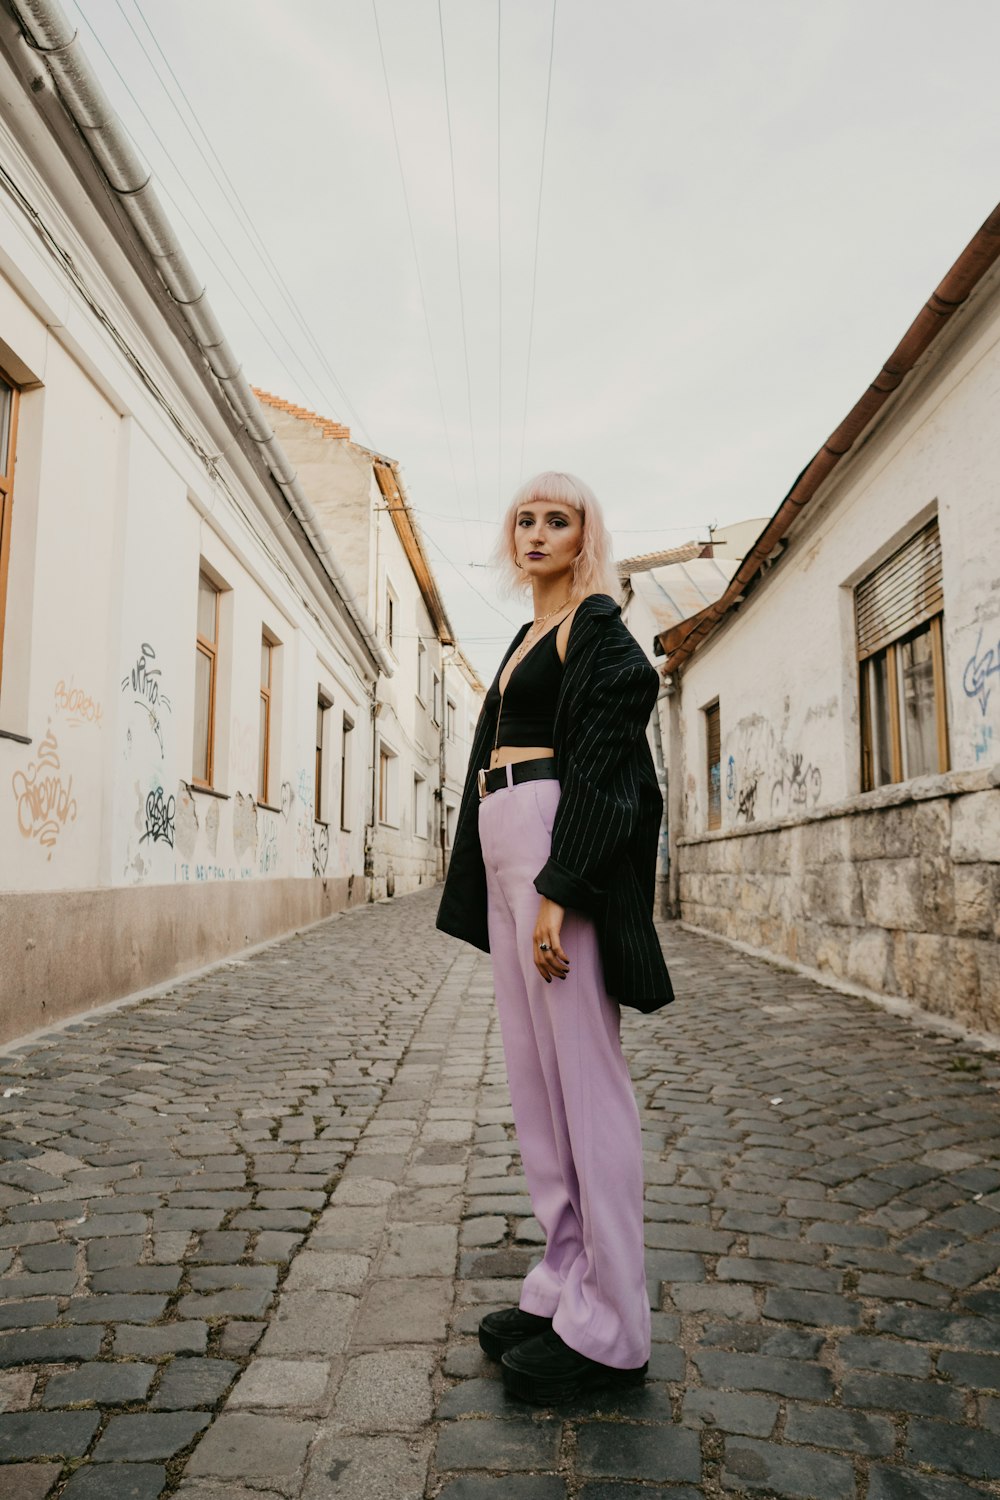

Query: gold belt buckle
left=477, top=767, right=487, bottom=799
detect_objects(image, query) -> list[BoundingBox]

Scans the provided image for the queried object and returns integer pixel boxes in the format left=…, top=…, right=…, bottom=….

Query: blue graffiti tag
left=963, top=629, right=999, bottom=716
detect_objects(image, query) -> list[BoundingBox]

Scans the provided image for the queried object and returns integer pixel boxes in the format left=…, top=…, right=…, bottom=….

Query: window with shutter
left=856, top=520, right=948, bottom=790
left=706, top=701, right=721, bottom=830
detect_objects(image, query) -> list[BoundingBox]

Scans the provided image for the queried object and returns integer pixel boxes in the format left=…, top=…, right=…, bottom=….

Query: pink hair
left=490, top=471, right=621, bottom=602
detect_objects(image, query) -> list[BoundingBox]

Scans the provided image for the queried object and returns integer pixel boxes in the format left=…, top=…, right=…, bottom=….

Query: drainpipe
left=10, top=0, right=393, bottom=679
left=439, top=651, right=448, bottom=879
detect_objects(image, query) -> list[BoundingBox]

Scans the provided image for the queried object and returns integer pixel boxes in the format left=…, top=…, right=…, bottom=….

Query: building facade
left=253, top=394, right=484, bottom=898
left=0, top=8, right=477, bottom=1043
left=661, top=206, right=1000, bottom=1036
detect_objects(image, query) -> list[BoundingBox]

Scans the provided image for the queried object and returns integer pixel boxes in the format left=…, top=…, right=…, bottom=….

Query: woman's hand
left=533, top=896, right=570, bottom=983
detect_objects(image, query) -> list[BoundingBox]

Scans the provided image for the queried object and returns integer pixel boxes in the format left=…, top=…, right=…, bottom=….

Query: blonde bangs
left=491, top=470, right=621, bottom=603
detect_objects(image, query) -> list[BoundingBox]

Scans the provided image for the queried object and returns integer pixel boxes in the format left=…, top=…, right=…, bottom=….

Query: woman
left=436, top=471, right=674, bottom=1405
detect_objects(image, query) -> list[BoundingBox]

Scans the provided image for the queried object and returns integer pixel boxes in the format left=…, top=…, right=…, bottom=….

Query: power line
left=496, top=0, right=503, bottom=516
left=438, top=0, right=481, bottom=523
left=519, top=0, right=558, bottom=479
left=128, top=0, right=373, bottom=445
left=66, top=0, right=352, bottom=432
left=370, top=0, right=475, bottom=564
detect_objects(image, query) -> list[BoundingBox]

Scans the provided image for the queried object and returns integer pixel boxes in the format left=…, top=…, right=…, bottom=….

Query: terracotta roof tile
left=252, top=387, right=351, bottom=442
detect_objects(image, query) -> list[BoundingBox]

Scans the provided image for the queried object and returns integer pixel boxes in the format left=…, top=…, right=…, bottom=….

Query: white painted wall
left=0, top=133, right=372, bottom=906
left=671, top=273, right=1000, bottom=839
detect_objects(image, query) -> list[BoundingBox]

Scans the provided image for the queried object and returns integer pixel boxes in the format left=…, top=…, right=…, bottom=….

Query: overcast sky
left=73, top=0, right=1000, bottom=680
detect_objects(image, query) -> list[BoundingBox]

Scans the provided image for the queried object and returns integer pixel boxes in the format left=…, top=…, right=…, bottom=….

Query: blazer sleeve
left=533, top=632, right=660, bottom=914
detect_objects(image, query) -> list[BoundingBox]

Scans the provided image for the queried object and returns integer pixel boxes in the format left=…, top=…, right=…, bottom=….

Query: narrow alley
left=1, top=891, right=999, bottom=1498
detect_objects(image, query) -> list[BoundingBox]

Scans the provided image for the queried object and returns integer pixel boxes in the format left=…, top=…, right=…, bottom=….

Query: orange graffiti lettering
left=11, top=728, right=78, bottom=860
left=54, top=679, right=103, bottom=728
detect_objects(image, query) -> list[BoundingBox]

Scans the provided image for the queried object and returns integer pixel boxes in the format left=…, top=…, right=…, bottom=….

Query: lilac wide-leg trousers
left=478, top=769, right=650, bottom=1369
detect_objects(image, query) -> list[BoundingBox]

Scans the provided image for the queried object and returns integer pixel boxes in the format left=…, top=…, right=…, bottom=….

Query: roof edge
left=662, top=199, right=1000, bottom=674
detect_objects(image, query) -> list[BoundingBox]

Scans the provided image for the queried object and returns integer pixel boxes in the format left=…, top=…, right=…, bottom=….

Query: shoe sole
left=501, top=1360, right=648, bottom=1405
left=478, top=1317, right=553, bottom=1363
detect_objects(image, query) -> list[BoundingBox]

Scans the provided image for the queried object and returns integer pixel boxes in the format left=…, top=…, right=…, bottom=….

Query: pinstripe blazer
left=436, top=592, right=674, bottom=1014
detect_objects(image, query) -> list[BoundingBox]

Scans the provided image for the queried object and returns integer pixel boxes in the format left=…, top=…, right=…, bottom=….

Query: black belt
left=478, top=757, right=559, bottom=799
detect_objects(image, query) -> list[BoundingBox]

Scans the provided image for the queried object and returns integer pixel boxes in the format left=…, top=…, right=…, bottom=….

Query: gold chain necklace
left=512, top=594, right=576, bottom=667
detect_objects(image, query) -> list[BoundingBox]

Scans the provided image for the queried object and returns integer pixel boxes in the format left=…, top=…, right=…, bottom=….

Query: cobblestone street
left=1, top=889, right=1000, bottom=1499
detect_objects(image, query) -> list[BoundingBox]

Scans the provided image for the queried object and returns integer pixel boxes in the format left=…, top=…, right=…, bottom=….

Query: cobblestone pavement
left=1, top=891, right=1000, bottom=1499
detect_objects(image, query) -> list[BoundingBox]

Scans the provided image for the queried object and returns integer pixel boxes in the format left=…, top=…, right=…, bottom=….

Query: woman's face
left=514, top=501, right=584, bottom=584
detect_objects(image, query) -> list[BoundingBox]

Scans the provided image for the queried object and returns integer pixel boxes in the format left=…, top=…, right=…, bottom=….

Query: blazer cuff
left=533, top=856, right=604, bottom=913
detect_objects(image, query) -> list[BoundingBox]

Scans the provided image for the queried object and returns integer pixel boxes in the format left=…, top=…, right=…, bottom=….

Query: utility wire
left=67, top=0, right=352, bottom=431
left=519, top=0, right=558, bottom=478
left=496, top=0, right=503, bottom=515
left=438, top=0, right=481, bottom=523
left=129, top=0, right=373, bottom=446
left=370, top=0, right=475, bottom=564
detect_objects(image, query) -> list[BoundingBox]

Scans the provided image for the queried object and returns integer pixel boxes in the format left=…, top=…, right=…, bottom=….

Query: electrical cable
left=66, top=0, right=361, bottom=442
left=128, top=0, right=373, bottom=447
left=519, top=0, right=558, bottom=479
left=496, top=0, right=503, bottom=514
left=370, top=0, right=475, bottom=566
left=438, top=0, right=481, bottom=523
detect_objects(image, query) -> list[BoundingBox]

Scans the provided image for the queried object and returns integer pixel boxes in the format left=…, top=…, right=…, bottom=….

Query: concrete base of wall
left=0, top=875, right=368, bottom=1046
left=677, top=767, right=1000, bottom=1037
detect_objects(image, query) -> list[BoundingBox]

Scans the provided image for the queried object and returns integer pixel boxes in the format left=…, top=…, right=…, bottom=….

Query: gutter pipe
left=662, top=200, right=1000, bottom=675
left=10, top=0, right=393, bottom=677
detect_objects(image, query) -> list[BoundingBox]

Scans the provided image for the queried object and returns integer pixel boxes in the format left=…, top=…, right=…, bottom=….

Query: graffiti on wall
left=963, top=628, right=999, bottom=717
left=280, top=781, right=294, bottom=820
left=770, top=753, right=822, bottom=818
left=11, top=727, right=78, bottom=858
left=54, top=679, right=103, bottom=729
left=726, top=711, right=824, bottom=825
left=140, top=786, right=176, bottom=848
left=122, top=642, right=171, bottom=755
left=259, top=817, right=278, bottom=874
left=312, top=823, right=330, bottom=877
left=973, top=722, right=995, bottom=764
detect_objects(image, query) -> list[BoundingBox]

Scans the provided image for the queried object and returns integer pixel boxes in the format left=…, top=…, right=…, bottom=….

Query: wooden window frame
left=0, top=370, right=21, bottom=696
left=859, top=614, right=948, bottom=791
left=705, top=701, right=721, bottom=831
left=340, top=713, right=354, bottom=832
left=315, top=694, right=331, bottom=825
left=193, top=574, right=220, bottom=789
left=258, top=635, right=273, bottom=805
left=378, top=742, right=395, bottom=825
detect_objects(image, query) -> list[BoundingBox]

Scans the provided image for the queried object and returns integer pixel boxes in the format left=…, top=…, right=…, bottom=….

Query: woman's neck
left=529, top=576, right=576, bottom=621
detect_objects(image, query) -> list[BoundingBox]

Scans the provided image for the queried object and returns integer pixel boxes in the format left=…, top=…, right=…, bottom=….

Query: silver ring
left=539, top=942, right=550, bottom=952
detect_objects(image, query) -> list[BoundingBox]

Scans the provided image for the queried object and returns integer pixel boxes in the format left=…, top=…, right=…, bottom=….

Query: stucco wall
left=672, top=276, right=1000, bottom=841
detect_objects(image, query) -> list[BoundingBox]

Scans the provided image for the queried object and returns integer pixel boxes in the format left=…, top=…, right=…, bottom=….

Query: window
left=385, top=584, right=396, bottom=653
left=413, top=773, right=428, bottom=839
left=378, top=740, right=398, bottom=825
left=446, top=697, right=457, bottom=741
left=193, top=572, right=220, bottom=786
left=705, top=701, right=721, bottom=831
left=315, top=695, right=330, bottom=822
left=0, top=371, right=19, bottom=693
left=417, top=639, right=428, bottom=703
left=857, top=520, right=948, bottom=790
left=258, top=636, right=273, bottom=803
left=341, top=714, right=354, bottom=831
left=432, top=671, right=441, bottom=725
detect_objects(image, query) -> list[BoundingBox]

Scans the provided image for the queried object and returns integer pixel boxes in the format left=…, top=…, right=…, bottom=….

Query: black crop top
left=483, top=621, right=565, bottom=748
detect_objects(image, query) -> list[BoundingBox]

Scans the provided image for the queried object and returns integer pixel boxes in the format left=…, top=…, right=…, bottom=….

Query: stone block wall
left=677, top=768, right=1000, bottom=1035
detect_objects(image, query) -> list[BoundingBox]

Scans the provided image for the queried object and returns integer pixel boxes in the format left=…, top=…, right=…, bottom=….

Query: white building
left=659, top=203, right=1000, bottom=1036
left=619, top=533, right=766, bottom=907
left=0, top=6, right=477, bottom=1043
left=254, top=392, right=484, bottom=898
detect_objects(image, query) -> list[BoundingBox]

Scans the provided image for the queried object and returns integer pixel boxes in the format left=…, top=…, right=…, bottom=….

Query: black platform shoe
left=500, top=1328, right=648, bottom=1404
left=478, top=1306, right=554, bottom=1361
